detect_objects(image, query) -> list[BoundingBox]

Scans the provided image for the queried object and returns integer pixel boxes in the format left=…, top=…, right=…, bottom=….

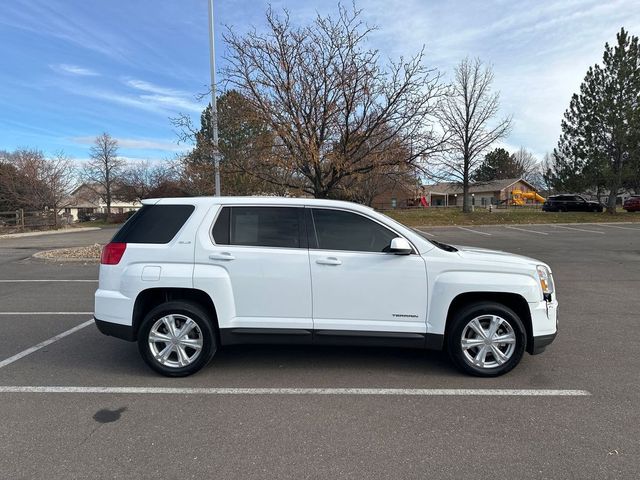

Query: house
left=422, top=178, right=541, bottom=207
left=61, top=184, right=141, bottom=222
left=370, top=179, right=420, bottom=210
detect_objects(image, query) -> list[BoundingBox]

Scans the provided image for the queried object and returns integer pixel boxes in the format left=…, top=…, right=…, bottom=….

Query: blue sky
left=1, top=0, right=639, bottom=163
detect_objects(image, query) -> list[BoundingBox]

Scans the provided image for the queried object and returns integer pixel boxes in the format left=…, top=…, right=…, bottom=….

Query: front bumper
left=530, top=332, right=557, bottom=355
left=528, top=298, right=558, bottom=355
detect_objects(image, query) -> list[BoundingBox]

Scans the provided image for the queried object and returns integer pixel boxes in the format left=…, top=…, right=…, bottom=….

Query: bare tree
left=0, top=149, right=76, bottom=224
left=434, top=58, right=512, bottom=212
left=540, top=153, right=555, bottom=196
left=219, top=4, right=446, bottom=198
left=42, top=151, right=76, bottom=225
left=0, top=149, right=48, bottom=210
left=82, top=133, right=125, bottom=218
left=511, top=147, right=540, bottom=184
left=120, top=160, right=182, bottom=201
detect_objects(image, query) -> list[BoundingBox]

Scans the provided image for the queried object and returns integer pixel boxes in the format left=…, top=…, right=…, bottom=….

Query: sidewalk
left=0, top=227, right=101, bottom=240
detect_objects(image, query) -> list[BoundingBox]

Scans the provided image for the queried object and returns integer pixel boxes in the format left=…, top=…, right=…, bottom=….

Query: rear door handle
left=316, top=257, right=342, bottom=266
left=209, top=252, right=235, bottom=261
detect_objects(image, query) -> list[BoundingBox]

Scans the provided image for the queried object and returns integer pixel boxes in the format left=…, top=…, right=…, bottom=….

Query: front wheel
left=138, top=301, right=217, bottom=377
left=447, top=302, right=526, bottom=377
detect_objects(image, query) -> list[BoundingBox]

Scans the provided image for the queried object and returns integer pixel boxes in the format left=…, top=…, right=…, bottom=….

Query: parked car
left=623, top=196, right=640, bottom=212
left=95, top=197, right=558, bottom=377
left=542, top=194, right=604, bottom=212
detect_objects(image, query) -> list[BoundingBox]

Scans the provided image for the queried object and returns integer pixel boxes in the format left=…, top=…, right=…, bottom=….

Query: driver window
left=310, top=208, right=397, bottom=253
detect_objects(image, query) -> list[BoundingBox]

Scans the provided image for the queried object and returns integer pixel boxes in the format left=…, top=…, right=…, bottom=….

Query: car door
left=195, top=205, right=312, bottom=334
left=568, top=195, right=582, bottom=211
left=307, top=207, right=428, bottom=337
left=558, top=195, right=571, bottom=211
left=576, top=195, right=590, bottom=211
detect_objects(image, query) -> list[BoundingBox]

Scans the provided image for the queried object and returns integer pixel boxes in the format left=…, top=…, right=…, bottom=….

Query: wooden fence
left=0, top=209, right=58, bottom=232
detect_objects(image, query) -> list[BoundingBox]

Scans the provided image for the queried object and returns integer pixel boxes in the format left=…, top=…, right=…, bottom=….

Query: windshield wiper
left=429, top=240, right=458, bottom=252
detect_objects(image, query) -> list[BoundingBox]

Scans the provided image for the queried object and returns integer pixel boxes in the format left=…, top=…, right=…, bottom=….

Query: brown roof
left=422, top=178, right=537, bottom=194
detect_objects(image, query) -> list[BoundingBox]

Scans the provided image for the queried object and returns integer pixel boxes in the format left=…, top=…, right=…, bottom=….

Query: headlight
left=537, top=265, right=554, bottom=296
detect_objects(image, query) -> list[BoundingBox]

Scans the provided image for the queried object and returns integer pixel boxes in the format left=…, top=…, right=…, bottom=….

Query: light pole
left=207, top=0, right=221, bottom=196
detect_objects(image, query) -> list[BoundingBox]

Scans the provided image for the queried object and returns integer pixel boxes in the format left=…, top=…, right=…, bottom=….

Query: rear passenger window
left=112, top=205, right=195, bottom=244
left=212, top=206, right=302, bottom=248
left=211, top=206, right=230, bottom=245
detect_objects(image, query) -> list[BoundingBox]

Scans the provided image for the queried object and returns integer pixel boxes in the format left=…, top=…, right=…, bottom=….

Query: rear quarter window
left=112, top=204, right=195, bottom=244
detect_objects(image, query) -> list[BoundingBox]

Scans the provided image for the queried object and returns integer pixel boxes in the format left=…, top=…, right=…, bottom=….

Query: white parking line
left=505, top=226, right=549, bottom=235
left=0, top=319, right=93, bottom=369
left=595, top=224, right=640, bottom=231
left=553, top=225, right=605, bottom=234
left=0, top=279, right=97, bottom=283
left=414, top=229, right=435, bottom=237
left=0, top=386, right=592, bottom=396
left=457, top=227, right=492, bottom=236
left=0, top=312, right=93, bottom=315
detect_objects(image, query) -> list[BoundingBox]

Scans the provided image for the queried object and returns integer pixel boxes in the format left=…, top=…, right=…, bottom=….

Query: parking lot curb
left=0, top=227, right=101, bottom=239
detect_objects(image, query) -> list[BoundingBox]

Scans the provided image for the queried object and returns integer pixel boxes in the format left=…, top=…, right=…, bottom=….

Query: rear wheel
left=138, top=301, right=217, bottom=377
left=447, top=302, right=526, bottom=377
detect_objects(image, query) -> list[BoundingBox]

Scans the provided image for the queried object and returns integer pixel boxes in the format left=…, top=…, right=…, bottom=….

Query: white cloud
left=124, top=78, right=204, bottom=112
left=71, top=135, right=189, bottom=152
left=51, top=63, right=99, bottom=76
left=59, top=81, right=205, bottom=116
left=125, top=79, right=187, bottom=97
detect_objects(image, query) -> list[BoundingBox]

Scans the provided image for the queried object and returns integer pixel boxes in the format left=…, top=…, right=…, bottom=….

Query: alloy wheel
left=460, top=314, right=516, bottom=369
left=148, top=314, right=204, bottom=368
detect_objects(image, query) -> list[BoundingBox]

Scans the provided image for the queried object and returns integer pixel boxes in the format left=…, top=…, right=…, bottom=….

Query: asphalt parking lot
left=0, top=223, right=639, bottom=479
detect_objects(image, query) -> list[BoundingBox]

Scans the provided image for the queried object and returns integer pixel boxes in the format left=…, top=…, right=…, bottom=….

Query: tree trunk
left=606, top=188, right=617, bottom=214
left=462, top=165, right=471, bottom=213
left=606, top=171, right=621, bottom=214
left=606, top=154, right=625, bottom=214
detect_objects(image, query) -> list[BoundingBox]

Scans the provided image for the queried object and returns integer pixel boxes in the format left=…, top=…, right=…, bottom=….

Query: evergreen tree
left=181, top=90, right=285, bottom=196
left=473, top=148, right=518, bottom=181
left=554, top=28, right=640, bottom=212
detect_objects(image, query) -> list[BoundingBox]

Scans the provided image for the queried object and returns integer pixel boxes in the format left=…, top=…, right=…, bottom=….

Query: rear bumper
left=94, top=288, right=134, bottom=325
left=95, top=317, right=135, bottom=342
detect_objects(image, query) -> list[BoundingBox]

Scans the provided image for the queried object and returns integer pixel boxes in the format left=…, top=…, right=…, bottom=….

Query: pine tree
left=181, top=90, right=284, bottom=196
left=555, top=28, right=640, bottom=213
left=473, top=148, right=518, bottom=181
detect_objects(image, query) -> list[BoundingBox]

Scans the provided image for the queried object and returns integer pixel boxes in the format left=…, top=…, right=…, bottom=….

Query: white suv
left=95, top=197, right=557, bottom=377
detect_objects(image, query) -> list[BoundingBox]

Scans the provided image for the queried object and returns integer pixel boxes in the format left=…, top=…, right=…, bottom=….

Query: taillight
left=101, top=242, right=127, bottom=265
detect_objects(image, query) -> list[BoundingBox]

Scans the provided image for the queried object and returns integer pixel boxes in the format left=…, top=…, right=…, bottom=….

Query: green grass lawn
left=385, top=207, right=640, bottom=227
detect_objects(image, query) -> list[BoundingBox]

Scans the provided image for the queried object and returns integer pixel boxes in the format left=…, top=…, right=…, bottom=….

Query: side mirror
left=389, top=237, right=412, bottom=255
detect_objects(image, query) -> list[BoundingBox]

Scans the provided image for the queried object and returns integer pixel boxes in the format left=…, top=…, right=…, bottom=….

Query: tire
left=557, top=206, right=566, bottom=212
left=447, top=302, right=526, bottom=377
left=137, top=301, right=217, bottom=377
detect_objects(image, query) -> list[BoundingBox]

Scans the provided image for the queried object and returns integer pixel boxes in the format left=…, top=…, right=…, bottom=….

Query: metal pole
left=208, top=0, right=221, bottom=196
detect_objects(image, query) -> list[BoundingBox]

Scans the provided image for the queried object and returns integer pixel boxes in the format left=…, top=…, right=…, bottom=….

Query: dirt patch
left=33, top=243, right=103, bottom=263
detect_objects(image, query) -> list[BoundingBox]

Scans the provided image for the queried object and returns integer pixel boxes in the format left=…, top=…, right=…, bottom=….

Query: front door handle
left=209, top=252, right=235, bottom=261
left=316, top=257, right=342, bottom=266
